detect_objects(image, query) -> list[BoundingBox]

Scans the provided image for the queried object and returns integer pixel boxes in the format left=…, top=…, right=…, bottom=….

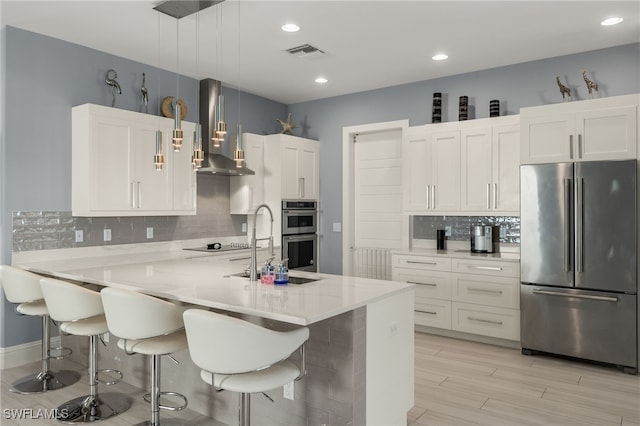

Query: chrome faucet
left=250, top=204, right=275, bottom=281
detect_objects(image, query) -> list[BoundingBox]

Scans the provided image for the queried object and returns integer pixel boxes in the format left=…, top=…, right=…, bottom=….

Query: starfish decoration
left=276, top=113, right=299, bottom=135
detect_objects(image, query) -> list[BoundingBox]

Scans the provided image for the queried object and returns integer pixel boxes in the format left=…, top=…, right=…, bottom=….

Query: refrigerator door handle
left=563, top=178, right=571, bottom=272
left=576, top=177, right=584, bottom=273
left=532, top=289, right=618, bottom=303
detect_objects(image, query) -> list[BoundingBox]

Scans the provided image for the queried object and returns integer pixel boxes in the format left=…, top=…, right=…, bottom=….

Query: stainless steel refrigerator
left=520, top=159, right=637, bottom=373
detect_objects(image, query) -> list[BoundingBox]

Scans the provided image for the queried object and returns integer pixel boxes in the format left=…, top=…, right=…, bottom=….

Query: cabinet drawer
left=393, top=255, right=451, bottom=272
left=451, top=258, right=519, bottom=278
left=451, top=302, right=520, bottom=341
left=393, top=268, right=452, bottom=300
left=415, top=299, right=452, bottom=329
left=451, top=273, right=520, bottom=309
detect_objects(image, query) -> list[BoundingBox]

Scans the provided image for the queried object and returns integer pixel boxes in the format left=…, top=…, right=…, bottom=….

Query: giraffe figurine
left=556, top=76, right=572, bottom=102
left=582, top=70, right=599, bottom=98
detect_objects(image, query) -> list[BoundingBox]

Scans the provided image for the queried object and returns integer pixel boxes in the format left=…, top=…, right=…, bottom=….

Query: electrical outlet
left=445, top=226, right=452, bottom=237
left=103, top=229, right=112, bottom=242
left=242, top=223, right=247, bottom=233
left=283, top=381, right=294, bottom=400
left=333, top=222, right=342, bottom=232
left=146, top=227, right=154, bottom=239
left=75, top=230, right=84, bottom=243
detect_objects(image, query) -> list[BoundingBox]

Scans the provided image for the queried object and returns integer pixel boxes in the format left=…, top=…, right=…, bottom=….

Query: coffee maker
left=470, top=225, right=500, bottom=253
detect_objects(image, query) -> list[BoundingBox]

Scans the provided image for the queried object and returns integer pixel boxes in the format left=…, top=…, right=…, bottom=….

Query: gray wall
left=0, top=26, right=286, bottom=347
left=289, top=43, right=640, bottom=275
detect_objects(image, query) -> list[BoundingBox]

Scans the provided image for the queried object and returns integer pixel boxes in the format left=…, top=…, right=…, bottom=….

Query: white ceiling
left=2, top=1, right=639, bottom=104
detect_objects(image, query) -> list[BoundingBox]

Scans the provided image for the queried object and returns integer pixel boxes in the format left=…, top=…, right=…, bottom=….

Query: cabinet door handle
left=416, top=310, right=437, bottom=315
left=468, top=287, right=503, bottom=294
left=298, top=178, right=304, bottom=197
left=131, top=182, right=136, bottom=208
left=137, top=181, right=141, bottom=208
left=569, top=135, right=574, bottom=159
left=578, top=134, right=583, bottom=159
left=407, top=281, right=437, bottom=286
left=486, top=183, right=491, bottom=209
left=432, top=185, right=436, bottom=209
left=406, top=260, right=437, bottom=265
left=494, top=183, right=498, bottom=209
left=468, top=317, right=503, bottom=326
left=426, top=185, right=430, bottom=209
left=469, top=266, right=503, bottom=271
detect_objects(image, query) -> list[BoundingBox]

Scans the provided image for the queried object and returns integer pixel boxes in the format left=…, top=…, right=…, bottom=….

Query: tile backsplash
left=413, top=215, right=520, bottom=244
left=12, top=174, right=246, bottom=252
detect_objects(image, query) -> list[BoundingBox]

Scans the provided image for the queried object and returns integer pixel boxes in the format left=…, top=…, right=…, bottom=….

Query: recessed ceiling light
left=601, top=17, right=623, bottom=26
left=432, top=53, right=448, bottom=61
left=281, top=23, right=300, bottom=32
left=315, top=77, right=328, bottom=84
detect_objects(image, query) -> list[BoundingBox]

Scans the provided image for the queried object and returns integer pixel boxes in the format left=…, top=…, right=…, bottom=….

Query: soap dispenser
left=274, top=261, right=289, bottom=285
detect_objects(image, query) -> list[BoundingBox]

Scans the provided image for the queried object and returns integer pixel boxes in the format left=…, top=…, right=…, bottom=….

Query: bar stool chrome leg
left=10, top=315, right=80, bottom=394
left=135, top=354, right=189, bottom=426
left=56, top=335, right=131, bottom=423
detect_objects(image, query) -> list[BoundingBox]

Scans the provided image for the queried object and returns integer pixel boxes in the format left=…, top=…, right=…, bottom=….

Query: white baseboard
left=0, top=337, right=61, bottom=370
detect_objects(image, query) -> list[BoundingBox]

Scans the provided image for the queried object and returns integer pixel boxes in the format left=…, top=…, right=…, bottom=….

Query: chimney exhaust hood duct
left=198, top=79, right=254, bottom=176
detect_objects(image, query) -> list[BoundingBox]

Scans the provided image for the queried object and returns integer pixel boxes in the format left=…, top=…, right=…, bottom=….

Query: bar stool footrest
left=96, top=368, right=123, bottom=386
left=50, top=346, right=73, bottom=360
left=143, top=391, right=188, bottom=411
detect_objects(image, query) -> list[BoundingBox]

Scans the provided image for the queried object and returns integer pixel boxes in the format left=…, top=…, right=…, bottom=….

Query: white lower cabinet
left=451, top=302, right=520, bottom=341
left=392, top=253, right=520, bottom=342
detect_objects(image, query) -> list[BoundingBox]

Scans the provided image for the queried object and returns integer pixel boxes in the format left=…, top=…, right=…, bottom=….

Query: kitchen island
left=13, top=240, right=414, bottom=426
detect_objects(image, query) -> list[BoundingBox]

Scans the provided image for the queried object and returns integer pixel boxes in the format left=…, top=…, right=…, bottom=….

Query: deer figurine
left=556, top=76, right=572, bottom=101
left=582, top=70, right=599, bottom=97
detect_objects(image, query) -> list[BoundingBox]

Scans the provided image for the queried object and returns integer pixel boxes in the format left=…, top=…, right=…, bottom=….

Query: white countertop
left=13, top=241, right=413, bottom=326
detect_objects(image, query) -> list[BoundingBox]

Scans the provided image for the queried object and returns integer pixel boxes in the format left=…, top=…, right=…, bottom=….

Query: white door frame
left=342, top=120, right=409, bottom=276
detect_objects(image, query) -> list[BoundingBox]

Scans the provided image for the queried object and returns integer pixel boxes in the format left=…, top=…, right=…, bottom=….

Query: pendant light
left=234, top=0, right=245, bottom=168
left=172, top=18, right=183, bottom=151
left=193, top=124, right=204, bottom=169
left=212, top=6, right=226, bottom=148
left=154, top=130, right=165, bottom=171
left=192, top=13, right=203, bottom=169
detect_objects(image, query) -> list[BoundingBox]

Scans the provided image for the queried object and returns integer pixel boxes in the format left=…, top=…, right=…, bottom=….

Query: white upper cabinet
left=404, top=116, right=519, bottom=215
left=520, top=94, right=639, bottom=164
left=72, top=103, right=197, bottom=216
left=230, top=133, right=265, bottom=214
left=402, top=125, right=460, bottom=214
left=460, top=116, right=520, bottom=214
left=264, top=134, right=319, bottom=200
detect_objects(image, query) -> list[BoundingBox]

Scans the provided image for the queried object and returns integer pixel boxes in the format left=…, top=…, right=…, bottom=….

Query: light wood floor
left=409, top=332, right=640, bottom=426
left=2, top=332, right=639, bottom=425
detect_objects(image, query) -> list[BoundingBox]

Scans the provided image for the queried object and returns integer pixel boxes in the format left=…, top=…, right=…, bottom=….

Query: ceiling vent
left=285, top=43, right=325, bottom=59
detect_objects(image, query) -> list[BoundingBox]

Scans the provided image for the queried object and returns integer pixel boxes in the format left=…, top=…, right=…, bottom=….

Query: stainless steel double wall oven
left=282, top=200, right=318, bottom=272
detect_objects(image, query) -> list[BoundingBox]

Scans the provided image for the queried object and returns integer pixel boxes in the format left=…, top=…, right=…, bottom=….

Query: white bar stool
left=183, top=309, right=310, bottom=426
left=40, top=277, right=132, bottom=423
left=0, top=265, right=80, bottom=394
left=100, top=287, right=191, bottom=426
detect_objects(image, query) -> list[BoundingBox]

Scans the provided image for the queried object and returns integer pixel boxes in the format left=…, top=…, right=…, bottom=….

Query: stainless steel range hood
left=198, top=79, right=255, bottom=176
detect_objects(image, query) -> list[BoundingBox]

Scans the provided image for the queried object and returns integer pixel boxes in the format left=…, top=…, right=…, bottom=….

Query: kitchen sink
left=226, top=272, right=319, bottom=285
